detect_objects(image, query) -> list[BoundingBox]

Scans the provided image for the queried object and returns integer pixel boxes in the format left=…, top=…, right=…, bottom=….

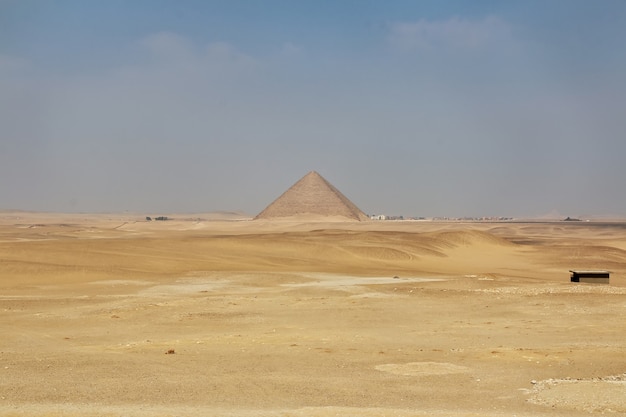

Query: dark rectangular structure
left=570, top=270, right=610, bottom=284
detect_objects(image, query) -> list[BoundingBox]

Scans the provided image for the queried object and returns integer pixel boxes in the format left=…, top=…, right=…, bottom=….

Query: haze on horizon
left=2, top=1, right=626, bottom=218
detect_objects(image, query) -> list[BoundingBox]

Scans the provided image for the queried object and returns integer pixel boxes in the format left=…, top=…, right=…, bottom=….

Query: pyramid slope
left=255, top=171, right=369, bottom=221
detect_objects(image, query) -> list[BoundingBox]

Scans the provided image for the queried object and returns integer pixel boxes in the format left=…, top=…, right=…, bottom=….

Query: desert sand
left=1, top=212, right=625, bottom=416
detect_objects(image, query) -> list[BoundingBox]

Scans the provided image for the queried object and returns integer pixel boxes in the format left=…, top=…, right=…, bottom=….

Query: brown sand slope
left=1, top=214, right=626, bottom=416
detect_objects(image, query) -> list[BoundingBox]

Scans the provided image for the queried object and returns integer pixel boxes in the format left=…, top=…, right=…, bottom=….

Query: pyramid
left=255, top=171, right=369, bottom=221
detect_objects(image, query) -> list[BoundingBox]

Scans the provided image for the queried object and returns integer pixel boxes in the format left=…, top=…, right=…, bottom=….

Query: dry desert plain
left=1, top=212, right=626, bottom=416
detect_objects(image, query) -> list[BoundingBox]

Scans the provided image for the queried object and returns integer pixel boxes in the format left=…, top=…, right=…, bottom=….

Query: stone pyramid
left=255, top=171, right=369, bottom=221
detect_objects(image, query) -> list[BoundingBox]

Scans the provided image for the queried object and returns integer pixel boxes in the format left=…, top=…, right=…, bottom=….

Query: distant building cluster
left=370, top=214, right=387, bottom=220
left=370, top=214, right=425, bottom=221
left=370, top=215, right=513, bottom=222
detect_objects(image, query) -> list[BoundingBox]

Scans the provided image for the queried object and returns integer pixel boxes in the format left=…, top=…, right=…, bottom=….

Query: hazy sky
left=2, top=1, right=626, bottom=217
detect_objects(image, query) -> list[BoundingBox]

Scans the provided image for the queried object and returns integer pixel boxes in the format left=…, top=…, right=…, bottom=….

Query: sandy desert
left=1, top=212, right=626, bottom=416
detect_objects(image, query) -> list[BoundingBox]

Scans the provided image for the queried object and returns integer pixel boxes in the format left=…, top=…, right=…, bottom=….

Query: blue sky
left=2, top=1, right=626, bottom=217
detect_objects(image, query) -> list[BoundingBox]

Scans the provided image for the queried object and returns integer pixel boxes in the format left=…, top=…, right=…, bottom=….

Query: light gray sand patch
left=376, top=362, right=471, bottom=376
left=139, top=280, right=231, bottom=296
left=282, top=274, right=445, bottom=288
left=526, top=375, right=626, bottom=413
left=90, top=279, right=155, bottom=286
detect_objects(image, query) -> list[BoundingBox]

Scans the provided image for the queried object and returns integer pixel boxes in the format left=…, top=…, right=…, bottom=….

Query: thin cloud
left=389, top=16, right=511, bottom=51
left=135, top=32, right=257, bottom=72
left=205, top=41, right=257, bottom=68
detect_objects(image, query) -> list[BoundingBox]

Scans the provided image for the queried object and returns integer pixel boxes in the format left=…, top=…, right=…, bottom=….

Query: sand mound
left=427, top=230, right=516, bottom=248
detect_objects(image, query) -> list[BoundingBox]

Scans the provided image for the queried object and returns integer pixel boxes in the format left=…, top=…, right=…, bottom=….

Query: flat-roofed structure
left=570, top=270, right=610, bottom=284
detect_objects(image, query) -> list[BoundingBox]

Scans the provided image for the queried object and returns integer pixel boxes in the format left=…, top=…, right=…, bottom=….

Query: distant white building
left=371, top=214, right=387, bottom=220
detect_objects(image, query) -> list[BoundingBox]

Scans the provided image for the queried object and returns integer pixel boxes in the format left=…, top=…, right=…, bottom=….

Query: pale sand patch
left=473, top=284, right=626, bottom=296
left=527, top=375, right=626, bottom=413
left=138, top=279, right=231, bottom=296
left=282, top=273, right=445, bottom=288
left=89, top=279, right=155, bottom=286
left=375, top=361, right=471, bottom=376
left=348, top=292, right=400, bottom=299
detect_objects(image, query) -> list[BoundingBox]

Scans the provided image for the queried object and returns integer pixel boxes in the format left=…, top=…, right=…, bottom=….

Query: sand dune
left=1, top=214, right=626, bottom=416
